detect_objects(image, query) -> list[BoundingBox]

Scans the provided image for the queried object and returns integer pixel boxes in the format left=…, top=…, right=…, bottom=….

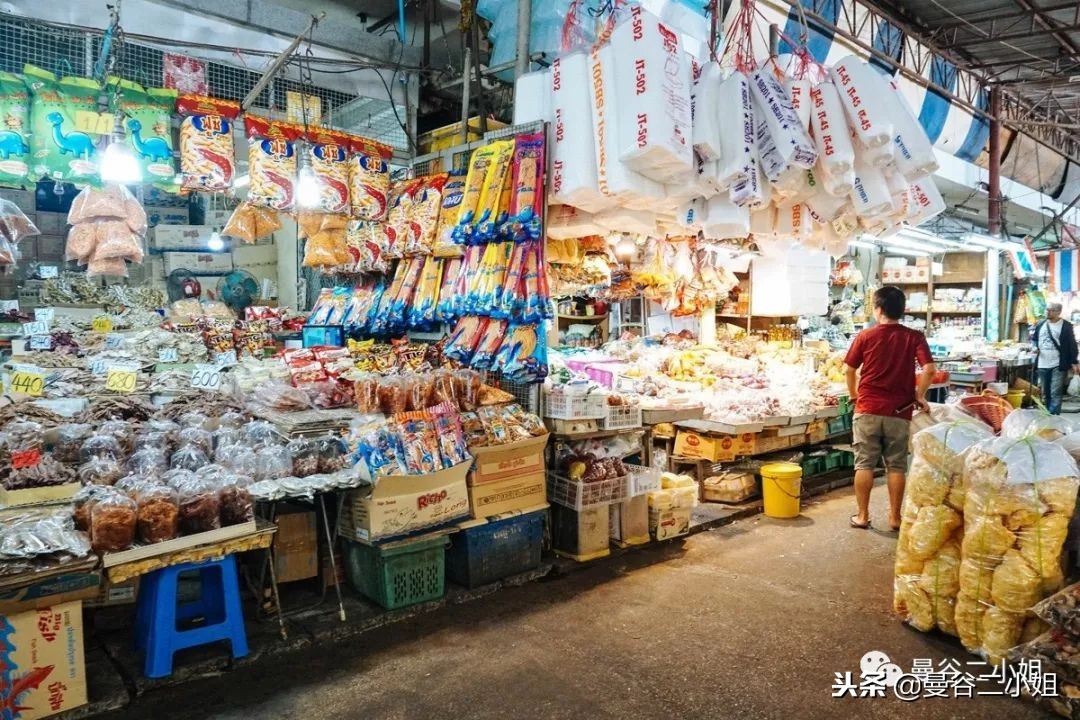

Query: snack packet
left=178, top=94, right=241, bottom=191
left=246, top=114, right=300, bottom=211
left=395, top=409, right=441, bottom=473
left=25, top=64, right=100, bottom=185
left=431, top=401, right=470, bottom=467
left=308, top=127, right=351, bottom=214
left=350, top=137, right=392, bottom=220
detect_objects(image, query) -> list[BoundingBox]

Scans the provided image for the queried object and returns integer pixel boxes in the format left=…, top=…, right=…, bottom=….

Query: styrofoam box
left=232, top=244, right=276, bottom=268
left=145, top=206, right=191, bottom=228
left=202, top=209, right=233, bottom=227
left=152, top=225, right=225, bottom=250
left=163, top=251, right=233, bottom=275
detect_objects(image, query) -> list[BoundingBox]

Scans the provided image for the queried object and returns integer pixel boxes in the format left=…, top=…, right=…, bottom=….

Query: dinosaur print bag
left=0, top=72, right=32, bottom=189
left=110, top=79, right=178, bottom=191
left=24, top=64, right=101, bottom=185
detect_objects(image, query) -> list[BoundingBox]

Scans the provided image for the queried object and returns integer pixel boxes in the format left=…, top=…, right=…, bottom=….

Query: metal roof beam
left=931, top=0, right=1080, bottom=34
left=946, top=21, right=1080, bottom=49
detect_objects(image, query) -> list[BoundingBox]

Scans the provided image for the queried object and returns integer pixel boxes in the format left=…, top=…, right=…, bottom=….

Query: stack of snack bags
left=65, top=185, right=147, bottom=277
left=351, top=402, right=471, bottom=480
left=894, top=420, right=993, bottom=636
left=956, top=436, right=1080, bottom=663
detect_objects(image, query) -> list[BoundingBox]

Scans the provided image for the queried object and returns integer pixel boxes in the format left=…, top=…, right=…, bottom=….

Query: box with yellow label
left=468, top=433, right=548, bottom=486
left=0, top=600, right=87, bottom=720
left=674, top=430, right=754, bottom=462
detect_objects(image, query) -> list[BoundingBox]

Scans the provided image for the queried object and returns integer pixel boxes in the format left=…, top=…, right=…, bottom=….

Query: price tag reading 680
left=105, top=368, right=137, bottom=393
left=191, top=364, right=221, bottom=391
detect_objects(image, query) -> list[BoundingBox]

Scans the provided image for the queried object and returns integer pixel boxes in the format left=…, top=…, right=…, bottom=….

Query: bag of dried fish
left=128, top=447, right=168, bottom=477
left=219, top=473, right=253, bottom=526
left=170, top=444, right=209, bottom=472
left=91, top=492, right=137, bottom=554
left=80, top=433, right=122, bottom=463
left=177, top=476, right=221, bottom=535
left=137, top=483, right=179, bottom=544
left=77, top=456, right=123, bottom=486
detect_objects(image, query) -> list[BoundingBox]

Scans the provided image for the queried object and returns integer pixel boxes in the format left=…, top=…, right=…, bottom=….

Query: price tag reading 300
left=191, top=364, right=221, bottom=391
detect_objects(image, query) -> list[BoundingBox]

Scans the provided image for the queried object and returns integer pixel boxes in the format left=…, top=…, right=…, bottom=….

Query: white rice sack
left=805, top=175, right=850, bottom=223
left=810, top=82, right=856, bottom=177
left=884, top=76, right=939, bottom=180
left=729, top=151, right=766, bottom=209
left=693, top=62, right=724, bottom=161
left=775, top=201, right=811, bottom=241
left=750, top=203, right=777, bottom=236
left=714, top=72, right=755, bottom=189
left=547, top=204, right=603, bottom=239
left=851, top=154, right=894, bottom=218
left=907, top=175, right=947, bottom=226
left=703, top=193, right=750, bottom=239
left=749, top=68, right=817, bottom=170
left=593, top=205, right=658, bottom=235
left=884, top=168, right=910, bottom=216
left=787, top=78, right=813, bottom=132
left=589, top=44, right=666, bottom=206
left=673, top=198, right=706, bottom=233
left=829, top=56, right=895, bottom=149
left=819, top=162, right=855, bottom=198
left=550, top=52, right=608, bottom=212
left=611, top=6, right=694, bottom=182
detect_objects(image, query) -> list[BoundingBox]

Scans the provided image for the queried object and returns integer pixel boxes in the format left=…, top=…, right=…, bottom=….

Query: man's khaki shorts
left=852, top=413, right=910, bottom=472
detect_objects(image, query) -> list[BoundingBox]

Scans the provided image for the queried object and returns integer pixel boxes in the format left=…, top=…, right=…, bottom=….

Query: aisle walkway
left=99, top=484, right=1052, bottom=720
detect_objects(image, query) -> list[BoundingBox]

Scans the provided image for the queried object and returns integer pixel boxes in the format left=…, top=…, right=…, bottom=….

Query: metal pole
left=515, top=0, right=532, bottom=79
left=242, top=12, right=325, bottom=111
left=989, top=87, right=1002, bottom=237
left=471, top=19, right=488, bottom=134
left=460, top=47, right=472, bottom=145
left=769, top=24, right=779, bottom=59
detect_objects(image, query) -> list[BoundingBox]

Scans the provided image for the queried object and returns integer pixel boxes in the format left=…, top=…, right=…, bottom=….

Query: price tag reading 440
left=105, top=368, right=137, bottom=393
left=191, top=364, right=221, bottom=391
left=10, top=370, right=43, bottom=396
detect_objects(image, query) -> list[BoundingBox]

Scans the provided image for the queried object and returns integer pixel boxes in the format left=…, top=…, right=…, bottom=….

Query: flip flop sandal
left=850, top=515, right=871, bottom=529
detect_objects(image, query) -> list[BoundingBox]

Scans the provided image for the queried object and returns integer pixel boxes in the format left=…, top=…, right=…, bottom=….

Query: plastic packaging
left=894, top=421, right=994, bottom=637
left=127, top=447, right=168, bottom=477
left=287, top=437, right=320, bottom=477
left=177, top=426, right=213, bottom=456
left=307, top=127, right=352, bottom=214
left=73, top=484, right=115, bottom=531
left=91, top=492, right=137, bottom=554
left=809, top=82, right=855, bottom=178
left=549, top=53, right=606, bottom=212
left=1001, top=409, right=1074, bottom=442
left=77, top=456, right=123, bottom=487
left=219, top=474, right=253, bottom=526
left=53, top=423, right=93, bottom=464
left=242, top=420, right=278, bottom=448
left=454, top=370, right=482, bottom=411
left=162, top=468, right=196, bottom=491
left=178, top=95, right=240, bottom=192
left=713, top=72, right=755, bottom=190
left=170, top=444, right=209, bottom=472
left=81, top=433, right=122, bottom=463
left=100, top=419, right=135, bottom=457
left=246, top=114, right=300, bottom=211
left=25, top=64, right=100, bottom=185
left=218, top=445, right=258, bottom=477
left=828, top=56, right=895, bottom=149
left=137, top=484, right=179, bottom=543
left=956, top=437, right=1080, bottom=663
left=178, top=477, right=221, bottom=534
left=254, top=444, right=292, bottom=482
left=350, top=137, right=392, bottom=221
left=317, top=435, right=349, bottom=473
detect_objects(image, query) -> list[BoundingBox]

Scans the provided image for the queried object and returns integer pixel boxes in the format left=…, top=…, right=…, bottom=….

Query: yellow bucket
left=1006, top=391, right=1024, bottom=409
left=761, top=462, right=803, bottom=519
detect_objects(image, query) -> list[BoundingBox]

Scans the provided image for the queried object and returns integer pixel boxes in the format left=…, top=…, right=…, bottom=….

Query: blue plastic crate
left=445, top=510, right=544, bottom=589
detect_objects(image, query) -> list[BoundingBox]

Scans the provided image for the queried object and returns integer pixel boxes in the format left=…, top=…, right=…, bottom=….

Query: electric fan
left=216, top=270, right=259, bottom=315
left=166, top=269, right=202, bottom=302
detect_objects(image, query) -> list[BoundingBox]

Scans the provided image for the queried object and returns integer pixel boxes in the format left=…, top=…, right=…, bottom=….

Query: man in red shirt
left=844, top=286, right=937, bottom=531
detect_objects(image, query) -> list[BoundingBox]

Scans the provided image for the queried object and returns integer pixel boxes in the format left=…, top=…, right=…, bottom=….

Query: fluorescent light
left=954, top=205, right=981, bottom=217
left=882, top=246, right=928, bottom=257
left=897, top=227, right=962, bottom=248
left=848, top=239, right=877, bottom=249
left=883, top=235, right=945, bottom=253
left=962, top=232, right=1015, bottom=250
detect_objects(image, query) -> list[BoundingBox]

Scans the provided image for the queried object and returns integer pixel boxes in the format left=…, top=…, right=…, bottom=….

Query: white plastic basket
left=600, top=403, right=643, bottom=430
left=547, top=472, right=628, bottom=510
left=543, top=389, right=607, bottom=420
left=624, top=463, right=662, bottom=496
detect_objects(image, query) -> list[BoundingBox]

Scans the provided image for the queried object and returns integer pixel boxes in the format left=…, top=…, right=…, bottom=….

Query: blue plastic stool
left=134, top=555, right=249, bottom=678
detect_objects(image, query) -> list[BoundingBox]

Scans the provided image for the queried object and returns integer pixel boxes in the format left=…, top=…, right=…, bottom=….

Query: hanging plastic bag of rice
left=956, top=436, right=1080, bottom=663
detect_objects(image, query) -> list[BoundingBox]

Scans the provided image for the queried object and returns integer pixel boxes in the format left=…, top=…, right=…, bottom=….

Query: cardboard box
left=0, top=483, right=80, bottom=509
left=274, top=506, right=318, bottom=583
left=650, top=506, right=691, bottom=540
left=162, top=251, right=233, bottom=275
left=83, top=576, right=138, bottom=607
left=34, top=211, right=66, bottom=235
left=2, top=189, right=36, bottom=212
left=914, top=266, right=930, bottom=282
left=201, top=208, right=233, bottom=227
left=468, top=433, right=548, bottom=486
left=145, top=206, right=191, bottom=228
left=807, top=420, right=827, bottom=444
left=674, top=430, right=754, bottom=462
left=152, top=225, right=221, bottom=250
left=340, top=461, right=471, bottom=543
left=468, top=472, right=547, bottom=519
left=754, top=429, right=788, bottom=454
left=0, top=561, right=99, bottom=614
left=0, top=600, right=87, bottom=720
left=232, top=244, right=277, bottom=269
left=610, top=495, right=649, bottom=546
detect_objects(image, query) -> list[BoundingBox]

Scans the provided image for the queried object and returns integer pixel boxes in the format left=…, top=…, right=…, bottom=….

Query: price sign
left=92, top=315, right=113, bottom=333
left=105, top=333, right=124, bottom=349
left=190, top=364, right=221, bottom=391
left=38, top=266, right=58, bottom=279
left=0, top=300, right=18, bottom=312
left=73, top=110, right=115, bottom=135
left=10, top=370, right=43, bottom=396
left=11, top=448, right=41, bottom=470
left=87, top=356, right=107, bottom=375
left=214, top=349, right=237, bottom=367
left=158, top=348, right=179, bottom=363
left=34, top=307, right=54, bottom=325
left=21, top=320, right=47, bottom=337
left=105, top=368, right=138, bottom=393
left=29, top=334, right=52, bottom=350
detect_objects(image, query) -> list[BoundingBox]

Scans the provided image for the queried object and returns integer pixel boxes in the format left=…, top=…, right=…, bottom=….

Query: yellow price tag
left=105, top=369, right=137, bottom=393
left=10, top=371, right=43, bottom=397
left=73, top=110, right=114, bottom=136
left=92, top=315, right=113, bottom=333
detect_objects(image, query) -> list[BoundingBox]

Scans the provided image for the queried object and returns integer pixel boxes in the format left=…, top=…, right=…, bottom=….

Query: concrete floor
left=99, top=484, right=1053, bottom=720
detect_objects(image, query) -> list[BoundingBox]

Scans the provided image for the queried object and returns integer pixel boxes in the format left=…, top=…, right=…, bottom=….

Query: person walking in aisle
left=1032, top=303, right=1080, bottom=415
left=844, top=287, right=937, bottom=531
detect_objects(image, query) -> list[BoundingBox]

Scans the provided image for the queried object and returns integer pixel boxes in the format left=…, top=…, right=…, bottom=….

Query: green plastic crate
left=826, top=416, right=848, bottom=435
left=824, top=450, right=845, bottom=471
left=840, top=450, right=855, bottom=468
left=344, top=535, right=448, bottom=610
left=801, top=454, right=826, bottom=477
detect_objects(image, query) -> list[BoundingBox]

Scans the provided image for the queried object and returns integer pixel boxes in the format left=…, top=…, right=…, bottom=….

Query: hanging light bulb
left=296, top=143, right=320, bottom=208
left=207, top=229, right=224, bottom=251
left=99, top=114, right=142, bottom=185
